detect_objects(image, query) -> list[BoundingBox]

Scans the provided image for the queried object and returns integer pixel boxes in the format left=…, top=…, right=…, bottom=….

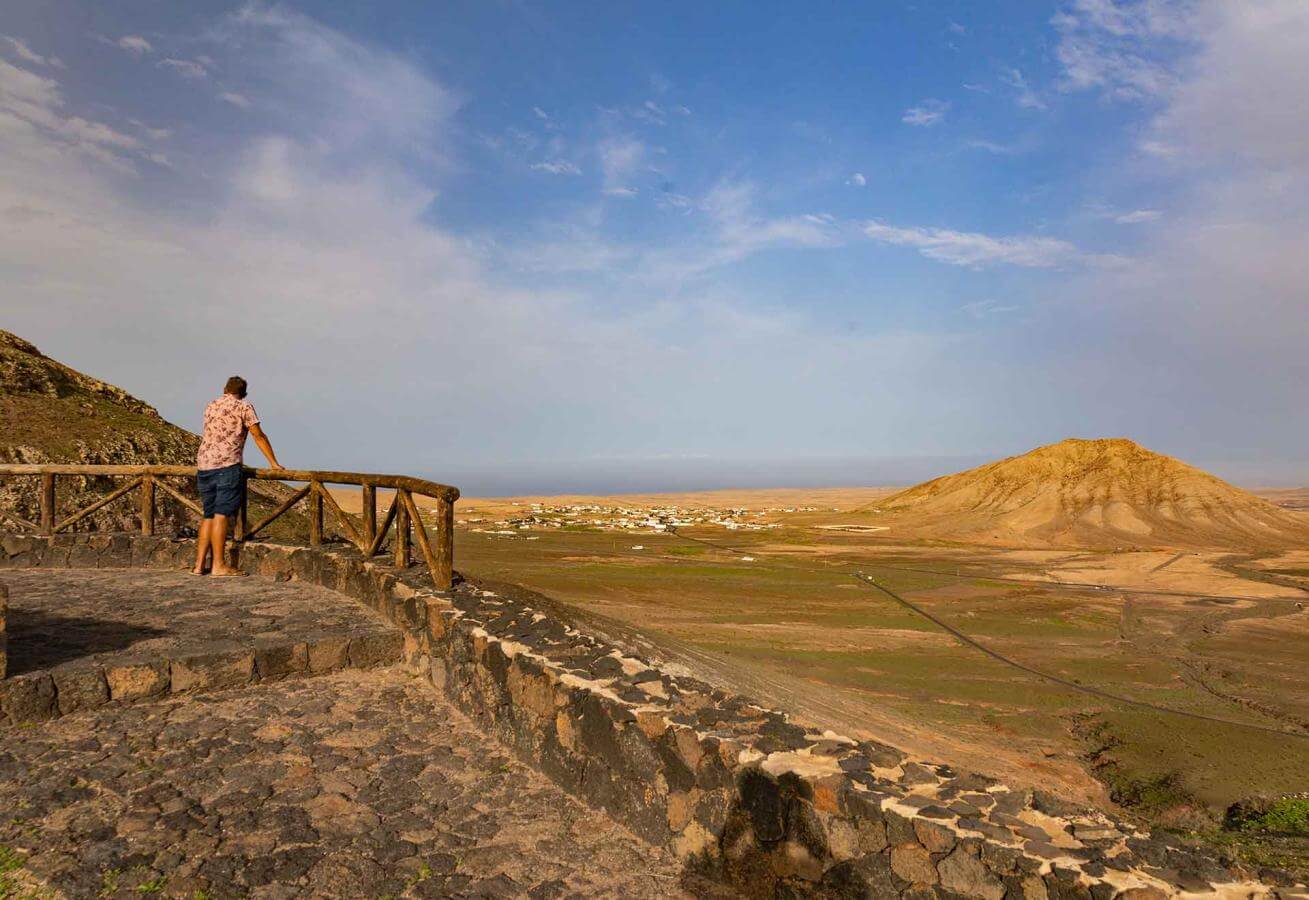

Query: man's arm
left=248, top=423, right=283, bottom=469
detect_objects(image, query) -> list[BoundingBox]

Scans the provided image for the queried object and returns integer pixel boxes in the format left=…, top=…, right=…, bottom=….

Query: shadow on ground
left=4, top=609, right=167, bottom=675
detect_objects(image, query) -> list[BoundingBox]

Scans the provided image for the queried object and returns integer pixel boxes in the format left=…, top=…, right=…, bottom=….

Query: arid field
left=414, top=462, right=1309, bottom=875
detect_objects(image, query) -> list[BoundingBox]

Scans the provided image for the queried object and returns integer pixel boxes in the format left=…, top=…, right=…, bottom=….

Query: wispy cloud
left=219, top=90, right=250, bottom=108
left=864, top=220, right=1119, bottom=268
left=3, top=35, right=63, bottom=69
left=965, top=138, right=1024, bottom=155
left=1000, top=67, right=1047, bottom=110
left=902, top=99, right=949, bottom=127
left=531, top=160, right=581, bottom=175
left=1138, top=138, right=1177, bottom=157
left=599, top=98, right=691, bottom=128
left=1055, top=1, right=1309, bottom=444
left=634, top=99, right=666, bottom=125
left=1052, top=0, right=1192, bottom=100
left=961, top=299, right=1019, bottom=318
left=0, top=56, right=150, bottom=170
left=598, top=134, right=645, bottom=196
left=1114, top=208, right=1161, bottom=223
left=116, top=35, right=153, bottom=56
left=159, top=58, right=208, bottom=79
left=846, top=172, right=867, bottom=187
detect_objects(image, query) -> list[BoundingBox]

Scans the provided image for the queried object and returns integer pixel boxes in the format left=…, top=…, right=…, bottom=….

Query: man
left=193, top=376, right=283, bottom=576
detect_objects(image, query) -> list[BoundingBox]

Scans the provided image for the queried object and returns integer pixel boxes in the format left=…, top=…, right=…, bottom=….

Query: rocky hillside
left=873, top=437, right=1309, bottom=549
left=0, top=330, right=293, bottom=534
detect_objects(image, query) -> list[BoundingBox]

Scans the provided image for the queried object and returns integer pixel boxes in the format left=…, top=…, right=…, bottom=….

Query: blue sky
left=3, top=1, right=1307, bottom=492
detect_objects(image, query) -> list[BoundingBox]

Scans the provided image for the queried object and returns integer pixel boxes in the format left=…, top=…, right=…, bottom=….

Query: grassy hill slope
left=0, top=330, right=298, bottom=535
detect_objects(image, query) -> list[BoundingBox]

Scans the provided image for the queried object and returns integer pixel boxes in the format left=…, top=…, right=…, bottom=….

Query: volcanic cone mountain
left=870, top=438, right=1309, bottom=549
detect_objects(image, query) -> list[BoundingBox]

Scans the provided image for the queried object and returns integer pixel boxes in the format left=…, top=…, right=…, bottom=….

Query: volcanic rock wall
left=0, top=533, right=1298, bottom=899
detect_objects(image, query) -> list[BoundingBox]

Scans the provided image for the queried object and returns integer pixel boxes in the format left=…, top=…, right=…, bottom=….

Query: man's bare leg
left=192, top=518, right=213, bottom=574
left=209, top=514, right=244, bottom=576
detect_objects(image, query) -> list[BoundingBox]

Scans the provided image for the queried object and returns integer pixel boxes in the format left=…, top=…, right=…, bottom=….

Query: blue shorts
left=197, top=464, right=244, bottom=518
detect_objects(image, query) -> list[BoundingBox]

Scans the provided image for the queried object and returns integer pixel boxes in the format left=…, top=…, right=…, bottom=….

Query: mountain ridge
left=869, top=437, right=1309, bottom=549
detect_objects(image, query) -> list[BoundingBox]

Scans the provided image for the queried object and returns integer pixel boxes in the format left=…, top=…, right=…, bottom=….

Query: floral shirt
left=196, top=394, right=259, bottom=470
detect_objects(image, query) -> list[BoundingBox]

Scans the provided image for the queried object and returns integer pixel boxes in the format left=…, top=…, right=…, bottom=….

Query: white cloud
left=598, top=134, right=645, bottom=195
left=624, top=181, right=840, bottom=282
left=657, top=191, right=693, bottom=210
left=632, top=99, right=666, bottom=125
left=1052, top=0, right=1192, bottom=100
left=864, top=220, right=1118, bottom=268
left=1147, top=2, right=1309, bottom=170
left=117, top=35, right=154, bottom=56
left=129, top=119, right=171, bottom=140
left=1114, top=208, right=1162, bottom=223
left=530, top=160, right=581, bottom=175
left=965, top=138, right=1022, bottom=155
left=506, top=227, right=633, bottom=274
left=159, top=58, right=208, bottom=79
left=902, top=99, right=948, bottom=127
left=961, top=299, right=1019, bottom=318
left=0, top=57, right=146, bottom=170
left=949, top=21, right=967, bottom=35
left=601, top=97, right=689, bottom=126
left=847, top=172, right=867, bottom=187
left=219, top=91, right=250, bottom=108
left=1138, top=138, right=1177, bottom=157
left=1051, top=0, right=1309, bottom=446
left=2, top=36, right=62, bottom=68
left=999, top=67, right=1047, bottom=110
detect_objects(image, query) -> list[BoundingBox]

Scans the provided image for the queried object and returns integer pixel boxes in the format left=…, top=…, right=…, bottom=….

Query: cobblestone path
left=0, top=669, right=691, bottom=899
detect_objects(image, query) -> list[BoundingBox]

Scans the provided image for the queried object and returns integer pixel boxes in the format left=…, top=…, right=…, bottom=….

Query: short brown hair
left=224, top=376, right=248, bottom=398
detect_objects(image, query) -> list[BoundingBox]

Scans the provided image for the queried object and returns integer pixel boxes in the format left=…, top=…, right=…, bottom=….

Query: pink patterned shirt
left=196, top=394, right=259, bottom=470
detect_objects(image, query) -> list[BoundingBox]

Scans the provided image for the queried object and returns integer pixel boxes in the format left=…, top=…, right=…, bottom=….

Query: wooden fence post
left=39, top=473, right=56, bottom=535
left=394, top=491, right=411, bottom=568
left=140, top=476, right=155, bottom=535
left=309, top=482, right=323, bottom=547
left=434, top=497, right=454, bottom=590
left=361, top=484, right=377, bottom=549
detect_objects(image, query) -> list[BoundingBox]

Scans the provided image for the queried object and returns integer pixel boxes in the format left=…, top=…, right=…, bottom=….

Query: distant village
left=458, top=501, right=823, bottom=536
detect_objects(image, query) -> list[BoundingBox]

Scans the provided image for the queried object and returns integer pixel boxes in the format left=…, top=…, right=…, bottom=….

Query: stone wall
left=1, top=580, right=7, bottom=680
left=0, top=532, right=1298, bottom=899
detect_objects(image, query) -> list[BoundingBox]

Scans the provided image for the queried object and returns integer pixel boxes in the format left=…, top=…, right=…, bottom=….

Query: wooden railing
left=0, top=465, right=459, bottom=590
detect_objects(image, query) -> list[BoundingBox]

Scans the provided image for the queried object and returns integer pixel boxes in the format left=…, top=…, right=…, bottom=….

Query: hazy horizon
left=416, top=451, right=1309, bottom=498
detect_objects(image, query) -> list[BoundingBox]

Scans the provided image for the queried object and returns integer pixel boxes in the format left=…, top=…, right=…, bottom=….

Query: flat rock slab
left=0, top=570, right=403, bottom=721
left=0, top=668, right=692, bottom=899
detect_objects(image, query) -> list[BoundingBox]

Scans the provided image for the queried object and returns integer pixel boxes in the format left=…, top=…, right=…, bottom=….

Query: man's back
left=197, top=393, right=259, bottom=471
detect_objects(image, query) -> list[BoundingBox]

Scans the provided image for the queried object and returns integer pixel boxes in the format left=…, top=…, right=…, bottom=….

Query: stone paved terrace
left=0, top=570, right=404, bottom=722
left=0, top=668, right=690, bottom=898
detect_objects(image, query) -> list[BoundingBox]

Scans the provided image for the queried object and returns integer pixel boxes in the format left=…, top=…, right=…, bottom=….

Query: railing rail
left=0, top=464, right=459, bottom=590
